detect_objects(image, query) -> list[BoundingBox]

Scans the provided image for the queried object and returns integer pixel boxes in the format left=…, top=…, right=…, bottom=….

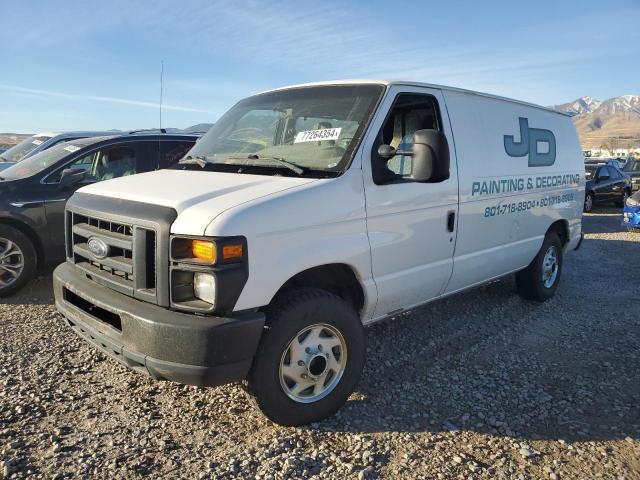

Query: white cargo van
left=53, top=81, right=584, bottom=425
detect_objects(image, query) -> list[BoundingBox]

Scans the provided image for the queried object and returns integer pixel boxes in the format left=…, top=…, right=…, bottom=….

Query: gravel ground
left=1, top=209, right=639, bottom=479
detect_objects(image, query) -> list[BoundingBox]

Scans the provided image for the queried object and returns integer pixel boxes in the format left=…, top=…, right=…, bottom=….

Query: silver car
left=0, top=131, right=119, bottom=171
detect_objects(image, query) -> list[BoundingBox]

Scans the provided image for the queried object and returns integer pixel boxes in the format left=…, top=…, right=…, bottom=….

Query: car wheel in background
left=245, top=288, right=365, bottom=426
left=0, top=225, right=37, bottom=297
left=584, top=192, right=594, bottom=212
left=516, top=231, right=563, bottom=302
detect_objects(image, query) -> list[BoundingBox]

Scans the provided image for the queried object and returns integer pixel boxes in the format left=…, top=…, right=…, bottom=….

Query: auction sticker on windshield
left=64, top=145, right=81, bottom=153
left=32, top=140, right=43, bottom=145
left=294, top=128, right=341, bottom=144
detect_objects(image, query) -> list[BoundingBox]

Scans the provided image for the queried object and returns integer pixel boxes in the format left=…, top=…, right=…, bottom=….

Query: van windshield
left=178, top=84, right=384, bottom=177
left=0, top=135, right=52, bottom=163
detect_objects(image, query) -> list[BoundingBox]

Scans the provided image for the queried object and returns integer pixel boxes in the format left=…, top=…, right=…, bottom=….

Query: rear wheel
left=516, top=231, right=563, bottom=302
left=245, top=288, right=365, bottom=426
left=584, top=192, right=594, bottom=212
left=0, top=225, right=37, bottom=297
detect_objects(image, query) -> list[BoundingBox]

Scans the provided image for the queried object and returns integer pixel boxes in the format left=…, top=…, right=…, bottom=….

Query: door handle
left=447, top=211, right=456, bottom=233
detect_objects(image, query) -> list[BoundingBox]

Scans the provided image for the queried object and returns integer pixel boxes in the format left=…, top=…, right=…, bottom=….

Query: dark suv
left=0, top=133, right=197, bottom=295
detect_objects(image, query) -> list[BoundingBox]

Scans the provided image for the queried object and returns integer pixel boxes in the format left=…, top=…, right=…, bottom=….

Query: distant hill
left=550, top=95, right=640, bottom=151
left=0, top=133, right=31, bottom=148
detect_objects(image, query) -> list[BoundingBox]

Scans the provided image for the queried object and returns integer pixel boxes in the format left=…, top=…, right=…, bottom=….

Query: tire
left=245, top=288, right=365, bottom=426
left=616, top=189, right=630, bottom=208
left=516, top=231, right=563, bottom=302
left=0, top=225, right=37, bottom=297
left=584, top=191, right=594, bottom=212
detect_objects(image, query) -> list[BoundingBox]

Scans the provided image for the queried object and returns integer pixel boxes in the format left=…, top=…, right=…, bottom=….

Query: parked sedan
left=622, top=159, right=640, bottom=192
left=0, top=131, right=118, bottom=171
left=584, top=164, right=632, bottom=212
left=0, top=133, right=197, bottom=296
left=622, top=190, right=640, bottom=231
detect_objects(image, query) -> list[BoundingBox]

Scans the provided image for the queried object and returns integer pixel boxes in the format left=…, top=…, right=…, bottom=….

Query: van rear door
left=361, top=85, right=459, bottom=318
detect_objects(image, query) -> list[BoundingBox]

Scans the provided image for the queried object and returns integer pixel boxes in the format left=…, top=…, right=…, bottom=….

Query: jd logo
left=504, top=117, right=556, bottom=167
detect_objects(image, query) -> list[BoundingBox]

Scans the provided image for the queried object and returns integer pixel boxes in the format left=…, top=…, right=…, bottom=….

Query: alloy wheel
left=0, top=238, right=25, bottom=288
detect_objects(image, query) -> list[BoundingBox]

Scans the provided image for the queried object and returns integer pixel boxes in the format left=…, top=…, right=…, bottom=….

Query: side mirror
left=58, top=168, right=86, bottom=189
left=377, top=129, right=450, bottom=182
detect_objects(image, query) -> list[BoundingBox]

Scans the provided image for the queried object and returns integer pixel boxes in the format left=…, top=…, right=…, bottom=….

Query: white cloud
left=0, top=84, right=213, bottom=113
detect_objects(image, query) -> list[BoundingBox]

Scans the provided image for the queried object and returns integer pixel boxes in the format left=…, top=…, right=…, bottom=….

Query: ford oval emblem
left=87, top=237, right=109, bottom=259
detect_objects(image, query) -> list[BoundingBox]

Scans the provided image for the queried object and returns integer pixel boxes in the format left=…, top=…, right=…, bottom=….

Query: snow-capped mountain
left=595, top=95, right=640, bottom=116
left=550, top=94, right=640, bottom=150
left=552, top=96, right=602, bottom=116
left=551, top=95, right=640, bottom=117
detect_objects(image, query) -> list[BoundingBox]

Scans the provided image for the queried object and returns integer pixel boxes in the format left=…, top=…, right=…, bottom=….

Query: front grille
left=64, top=192, right=177, bottom=307
left=67, top=211, right=157, bottom=300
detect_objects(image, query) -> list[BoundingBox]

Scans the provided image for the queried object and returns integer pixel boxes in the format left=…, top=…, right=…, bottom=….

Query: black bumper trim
left=54, top=262, right=265, bottom=387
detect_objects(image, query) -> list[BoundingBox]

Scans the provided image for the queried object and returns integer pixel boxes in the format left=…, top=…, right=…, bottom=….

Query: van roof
left=257, top=79, right=570, bottom=117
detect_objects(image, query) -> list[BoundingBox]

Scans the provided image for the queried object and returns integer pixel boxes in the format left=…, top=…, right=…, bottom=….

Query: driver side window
left=376, top=94, right=441, bottom=177
left=50, top=145, right=139, bottom=183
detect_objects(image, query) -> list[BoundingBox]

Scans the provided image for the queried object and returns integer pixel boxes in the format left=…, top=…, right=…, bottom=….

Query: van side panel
left=442, top=91, right=583, bottom=294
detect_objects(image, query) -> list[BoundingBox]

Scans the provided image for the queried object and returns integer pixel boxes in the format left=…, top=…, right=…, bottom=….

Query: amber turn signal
left=222, top=243, right=243, bottom=260
left=192, top=240, right=217, bottom=263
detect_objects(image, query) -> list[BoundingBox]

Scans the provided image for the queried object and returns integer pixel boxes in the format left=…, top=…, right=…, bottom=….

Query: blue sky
left=1, top=0, right=639, bottom=133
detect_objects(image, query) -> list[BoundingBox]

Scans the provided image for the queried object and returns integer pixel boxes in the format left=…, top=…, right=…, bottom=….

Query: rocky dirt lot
left=1, top=210, right=639, bottom=479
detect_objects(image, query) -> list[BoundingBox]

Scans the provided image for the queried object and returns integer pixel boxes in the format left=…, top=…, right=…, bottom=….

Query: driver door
left=594, top=166, right=614, bottom=202
left=362, top=86, right=459, bottom=319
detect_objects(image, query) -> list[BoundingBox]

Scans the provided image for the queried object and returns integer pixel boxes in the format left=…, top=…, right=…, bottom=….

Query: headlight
left=170, top=235, right=248, bottom=314
left=171, top=237, right=244, bottom=265
left=193, top=272, right=216, bottom=305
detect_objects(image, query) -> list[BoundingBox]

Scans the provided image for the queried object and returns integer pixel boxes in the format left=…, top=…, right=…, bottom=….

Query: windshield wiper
left=179, top=155, right=211, bottom=168
left=227, top=154, right=305, bottom=175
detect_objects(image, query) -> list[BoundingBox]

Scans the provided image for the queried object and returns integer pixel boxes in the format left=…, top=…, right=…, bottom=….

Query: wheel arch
left=547, top=219, right=569, bottom=247
left=0, top=218, right=45, bottom=268
left=269, top=263, right=366, bottom=314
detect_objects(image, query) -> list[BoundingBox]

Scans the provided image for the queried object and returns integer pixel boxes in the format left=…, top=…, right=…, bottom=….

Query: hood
left=77, top=169, right=318, bottom=235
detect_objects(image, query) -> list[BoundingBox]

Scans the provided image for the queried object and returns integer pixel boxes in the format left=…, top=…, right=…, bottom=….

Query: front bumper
left=53, top=262, right=265, bottom=387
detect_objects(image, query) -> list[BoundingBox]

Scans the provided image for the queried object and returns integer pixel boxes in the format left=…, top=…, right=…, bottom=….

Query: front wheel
left=0, top=225, right=37, bottom=297
left=516, top=231, right=563, bottom=302
left=245, top=288, right=365, bottom=426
